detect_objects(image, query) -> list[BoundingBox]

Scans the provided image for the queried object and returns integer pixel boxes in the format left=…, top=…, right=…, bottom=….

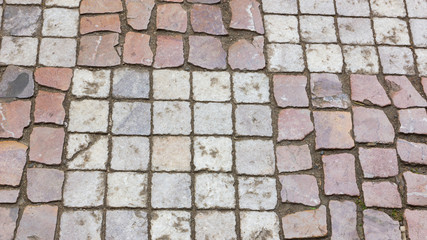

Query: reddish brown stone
left=188, top=36, right=227, bottom=70
left=313, top=111, right=354, bottom=150
left=350, top=74, right=391, bottom=106
left=404, top=171, right=427, bottom=206
left=34, top=67, right=72, bottom=91
left=29, top=127, right=65, bottom=165
left=34, top=90, right=65, bottom=125
left=398, top=108, right=427, bottom=134
left=364, top=209, right=401, bottom=240
left=353, top=106, right=394, bottom=143
left=359, top=148, right=399, bottom=178
left=80, top=0, right=123, bottom=14
left=363, top=181, right=402, bottom=208
left=322, top=153, right=359, bottom=196
left=397, top=139, right=427, bottom=165
left=405, top=209, right=427, bottom=240
left=278, top=108, right=313, bottom=141
left=15, top=205, right=58, bottom=240
left=27, top=168, right=64, bottom=203
left=276, top=144, right=312, bottom=173
left=422, top=77, right=427, bottom=96
left=228, top=36, right=265, bottom=70
left=0, top=141, right=27, bottom=186
left=273, top=75, right=309, bottom=107
left=80, top=14, right=121, bottom=34
left=279, top=174, right=320, bottom=206
left=329, top=201, right=359, bottom=240
left=0, top=100, right=31, bottom=139
left=0, top=207, right=19, bottom=240
left=230, top=0, right=264, bottom=34
left=123, top=32, right=153, bottom=66
left=191, top=4, right=227, bottom=35
left=78, top=33, right=121, bottom=67
left=125, top=0, right=155, bottom=30
left=0, top=189, right=19, bottom=203
left=154, top=35, right=184, bottom=68
left=385, top=75, right=427, bottom=108
left=311, top=73, right=350, bottom=109
left=282, top=206, right=328, bottom=239
left=156, top=3, right=187, bottom=33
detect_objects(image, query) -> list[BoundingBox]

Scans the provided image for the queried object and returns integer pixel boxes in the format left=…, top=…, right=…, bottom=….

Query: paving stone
left=123, top=32, right=153, bottom=66
left=15, top=205, right=58, bottom=240
left=329, top=201, right=359, bottom=240
left=152, top=136, right=191, bottom=171
left=0, top=100, right=31, bottom=138
left=106, top=210, right=148, bottom=240
left=26, top=168, right=64, bottom=203
left=192, top=71, right=230, bottom=101
left=240, top=211, right=280, bottom=240
left=191, top=4, right=227, bottom=35
left=194, top=103, right=232, bottom=134
left=151, top=173, right=191, bottom=208
left=189, top=36, right=227, bottom=69
left=306, top=44, right=343, bottom=73
left=59, top=210, right=102, bottom=240
left=310, top=73, right=350, bottom=109
left=278, top=108, right=313, bottom=141
left=230, top=0, right=264, bottom=34
left=113, top=67, right=150, bottom=98
left=378, top=46, right=415, bottom=74
left=195, top=173, right=235, bottom=208
left=370, top=0, right=406, bottom=17
left=72, top=69, right=110, bottom=98
left=359, top=148, right=399, bottom=178
left=29, top=127, right=65, bottom=165
left=0, top=65, right=34, bottom=98
left=107, top=172, right=148, bottom=207
left=156, top=3, right=187, bottom=33
left=112, top=102, right=151, bottom=135
left=80, top=14, right=121, bottom=34
left=363, top=181, right=402, bottom=208
left=279, top=174, right=320, bottom=206
left=154, top=35, right=184, bottom=68
left=63, top=171, right=105, bottom=207
left=0, top=189, right=19, bottom=203
left=80, top=0, right=123, bottom=14
left=417, top=49, right=427, bottom=76
left=374, top=17, right=410, bottom=45
left=125, top=0, right=154, bottom=30
left=406, top=0, right=427, bottom=17
left=282, top=206, right=328, bottom=239
left=336, top=0, right=370, bottom=16
left=405, top=209, right=427, bottom=240
left=111, top=136, right=149, bottom=171
left=397, top=139, right=427, bottom=165
left=235, top=105, right=272, bottom=136
left=3, top=6, right=41, bottom=36
left=66, top=134, right=108, bottom=170
left=194, top=137, right=232, bottom=172
left=0, top=207, right=18, bottom=239
left=6, top=0, right=40, bottom=3
left=350, top=74, right=391, bottom=106
left=323, top=153, right=359, bottom=196
left=300, top=16, right=336, bottom=43
left=313, top=111, right=354, bottom=149
left=385, top=75, right=427, bottom=108
left=0, top=37, right=38, bottom=66
left=262, top=0, right=297, bottom=14
left=236, top=140, right=275, bottom=175
left=363, top=209, right=401, bottom=240
left=0, top=141, right=27, bottom=186
left=188, top=0, right=219, bottom=2
left=300, top=0, right=335, bottom=14
left=338, top=17, right=374, bottom=44
left=68, top=100, right=109, bottom=133
left=273, top=75, right=308, bottom=107
left=238, top=177, right=277, bottom=210
left=195, top=211, right=236, bottom=240
left=343, top=46, right=380, bottom=74
left=78, top=33, right=120, bottom=67
left=232, top=72, right=269, bottom=103
left=353, top=106, right=394, bottom=143
left=34, top=90, right=65, bottom=124
left=151, top=211, right=191, bottom=239
left=46, top=0, right=80, bottom=7
left=153, top=70, right=189, bottom=99
left=153, top=101, right=191, bottom=134
left=276, top=144, right=312, bottom=173
left=42, top=8, right=79, bottom=37
left=399, top=108, right=427, bottom=135
left=40, top=38, right=77, bottom=68
left=404, top=171, right=427, bottom=206
left=423, top=78, right=427, bottom=95
left=264, top=15, right=299, bottom=43
left=229, top=37, right=265, bottom=71
left=34, top=67, right=72, bottom=91
left=267, top=44, right=305, bottom=72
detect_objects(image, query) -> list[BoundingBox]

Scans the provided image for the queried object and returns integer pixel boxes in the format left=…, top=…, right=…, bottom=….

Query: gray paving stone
left=153, top=101, right=191, bottom=135
left=378, top=46, right=415, bottom=74
left=153, top=70, right=190, bottom=100
left=235, top=105, right=272, bottom=136
left=152, top=136, right=191, bottom=171
left=338, top=17, right=374, bottom=44
left=195, top=173, right=235, bottom=209
left=264, top=15, right=299, bottom=43
left=112, top=102, right=151, bottom=135
left=111, top=136, right=149, bottom=171
left=300, top=15, right=337, bottom=43
left=72, top=69, right=111, bottom=98
left=343, top=46, right=379, bottom=74
left=151, top=211, right=191, bottom=240
left=374, top=17, right=410, bottom=45
left=68, top=100, right=109, bottom=133
left=0, top=37, right=38, bottom=66
left=113, top=67, right=150, bottom=99
left=411, top=19, right=427, bottom=47
left=0, top=65, right=34, bottom=98
left=60, top=210, right=102, bottom=240
left=262, top=0, right=297, bottom=14
left=370, top=0, right=406, bottom=17
left=240, top=211, right=280, bottom=240
left=299, top=0, right=335, bottom=14
left=194, top=103, right=232, bottom=134
left=3, top=6, right=41, bottom=36
left=39, top=38, right=77, bottom=67
left=151, top=173, right=191, bottom=209
left=236, top=139, right=275, bottom=175
left=416, top=49, right=427, bottom=76
left=63, top=171, right=105, bottom=207
left=233, top=72, right=270, bottom=103
left=336, top=0, right=370, bottom=16
left=194, top=136, right=232, bottom=172
left=306, top=44, right=343, bottom=73
left=267, top=44, right=305, bottom=72
left=192, top=71, right=230, bottom=102
left=195, top=211, right=236, bottom=240
left=42, top=8, right=79, bottom=37
left=239, top=177, right=277, bottom=210
left=107, top=172, right=148, bottom=207
left=406, top=0, right=427, bottom=17
left=106, top=210, right=148, bottom=240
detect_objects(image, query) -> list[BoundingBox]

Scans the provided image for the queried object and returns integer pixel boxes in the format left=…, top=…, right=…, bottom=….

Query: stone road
left=0, top=0, right=427, bottom=239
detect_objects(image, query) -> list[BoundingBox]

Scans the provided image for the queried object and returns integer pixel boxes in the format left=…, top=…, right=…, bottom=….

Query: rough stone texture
left=156, top=3, right=187, bottom=33
left=238, top=177, right=277, bottom=210
left=153, top=70, right=189, bottom=99
left=398, top=108, right=427, bottom=134
left=34, top=67, right=72, bottom=91
left=378, top=46, right=415, bottom=74
left=78, top=33, right=120, bottom=67
left=405, top=209, right=427, bottom=240
left=123, top=32, right=153, bottom=66
left=0, top=37, right=38, bottom=66
left=111, top=136, right=149, bottom=171
left=42, top=8, right=79, bottom=37
left=363, top=209, right=401, bottom=240
left=192, top=71, right=230, bottom=101
left=228, top=37, right=265, bottom=70
left=0, top=100, right=31, bottom=138
left=374, top=17, right=409, bottom=45
left=151, top=173, right=191, bottom=208
left=80, top=14, right=121, bottom=34
left=423, top=78, right=427, bottom=95
left=0, top=207, right=19, bottom=239
left=385, top=75, right=427, bottom=108
left=274, top=75, right=309, bottom=107
left=362, top=181, right=402, bottom=208
left=278, top=108, right=313, bottom=141
left=72, top=69, right=110, bottom=98
left=276, top=144, right=312, bottom=172
left=29, top=127, right=64, bottom=165
left=15, top=205, right=58, bottom=240
left=0, top=65, right=34, bottom=98
left=154, top=35, right=184, bottom=68
left=230, top=0, right=264, bottom=34
left=80, top=0, right=123, bottom=14
left=240, top=212, right=280, bottom=240
left=235, top=105, right=272, bottom=136
left=113, top=67, right=150, bottom=98
left=236, top=140, right=275, bottom=175
left=194, top=103, right=233, bottom=134
left=397, top=139, right=427, bottom=165
left=417, top=49, right=427, bottom=76
left=300, top=16, right=336, bottom=43
left=310, top=73, right=350, bottom=109
left=359, top=148, right=399, bottom=178
left=46, top=0, right=80, bottom=6
left=350, top=74, right=391, bottom=106
left=191, top=4, right=227, bottom=35
left=265, top=15, right=299, bottom=43
left=338, top=17, right=374, bottom=44
left=282, top=206, right=328, bottom=239
left=153, top=101, right=191, bottom=134
left=0, top=141, right=27, bottom=186
left=313, top=111, right=354, bottom=150
left=323, top=153, right=360, bottom=196
left=262, top=0, right=298, bottom=14
left=267, top=44, right=304, bottom=72
left=188, top=0, right=219, bottom=2
left=194, top=136, right=232, bottom=172
left=60, top=210, right=102, bottom=240
left=66, top=134, right=108, bottom=170
left=404, top=171, right=427, bottom=206
left=370, top=0, right=406, bottom=17
left=63, top=171, right=105, bottom=207
left=106, top=210, right=148, bottom=240
left=306, top=44, right=343, bottom=73
left=0, top=189, right=19, bottom=203
left=279, top=174, right=320, bottom=206
left=152, top=136, right=191, bottom=171
left=336, top=0, right=370, bottom=16
left=195, top=173, right=235, bottom=208
left=26, top=168, right=64, bottom=203
left=343, top=46, right=379, bottom=74
left=329, top=201, right=359, bottom=240
left=411, top=19, right=427, bottom=47
left=233, top=72, right=269, bottom=103
left=195, top=211, right=236, bottom=240
left=151, top=211, right=191, bottom=239
left=107, top=172, right=148, bottom=207
left=68, top=100, right=109, bottom=133
left=125, top=0, right=154, bottom=30
left=353, top=106, right=395, bottom=143
left=112, top=102, right=151, bottom=135
left=3, top=6, right=41, bottom=36
left=39, top=38, right=77, bottom=67
left=189, top=36, right=227, bottom=70
left=34, top=90, right=65, bottom=124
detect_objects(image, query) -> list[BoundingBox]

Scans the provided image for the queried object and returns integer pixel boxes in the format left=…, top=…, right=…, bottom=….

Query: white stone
left=66, top=134, right=108, bottom=170
left=267, top=44, right=305, bottom=72
left=300, top=16, right=337, bottom=43
left=240, top=211, right=281, bottom=240
left=195, top=211, right=236, bottom=240
left=60, top=211, right=102, bottom=240
left=194, top=103, right=232, bottom=135
left=151, top=211, right=191, bottom=240
left=235, top=105, right=273, bottom=136
left=6, top=0, right=41, bottom=4
left=153, top=70, right=190, bottom=100
left=233, top=72, right=270, bottom=103
left=39, top=38, right=77, bottom=67
left=107, top=172, right=148, bottom=208
left=410, top=19, right=427, bottom=47
left=236, top=139, right=275, bottom=175
left=264, top=15, right=299, bottom=43
left=194, top=136, right=232, bottom=172
left=379, top=46, right=415, bottom=74
left=0, top=37, right=38, bottom=66
left=374, top=17, right=410, bottom=45
left=195, top=173, right=235, bottom=209
left=336, top=0, right=370, bottom=16
left=370, top=0, right=406, bottom=17
left=192, top=71, right=230, bottom=102
left=262, top=0, right=297, bottom=14
left=299, top=0, right=335, bottom=14
left=416, top=49, right=427, bottom=77
left=46, top=0, right=80, bottom=7
left=306, top=44, right=343, bottom=73
left=239, top=177, right=277, bottom=210
left=153, top=101, right=191, bottom=135
left=106, top=210, right=148, bottom=240
left=343, top=46, right=379, bottom=74
left=338, top=17, right=374, bottom=44
left=42, top=8, right=79, bottom=37
left=111, top=137, right=149, bottom=171
left=406, top=0, right=427, bottom=17
left=151, top=173, right=191, bottom=208
left=63, top=171, right=105, bottom=207
left=68, top=100, right=109, bottom=133
left=72, top=69, right=111, bottom=98
left=152, top=136, right=191, bottom=171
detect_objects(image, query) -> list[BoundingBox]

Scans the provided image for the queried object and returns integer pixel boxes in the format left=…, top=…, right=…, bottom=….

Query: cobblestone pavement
left=0, top=0, right=426, bottom=239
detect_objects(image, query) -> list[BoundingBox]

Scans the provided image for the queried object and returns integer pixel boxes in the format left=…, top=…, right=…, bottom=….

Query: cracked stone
left=310, top=73, right=350, bottom=109
left=230, top=0, right=264, bottom=34
left=78, top=33, right=120, bottom=67
left=66, top=134, right=108, bottom=170
left=125, top=0, right=154, bottom=30
left=228, top=37, right=265, bottom=70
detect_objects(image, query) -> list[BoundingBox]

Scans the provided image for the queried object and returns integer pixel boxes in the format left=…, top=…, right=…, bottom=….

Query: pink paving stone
left=278, top=108, right=313, bottom=141
left=322, top=153, right=359, bottom=196
left=80, top=0, right=123, bottom=14
left=364, top=209, right=401, bottom=240
left=276, top=144, right=312, bottom=172
left=362, top=181, right=402, bottom=208
left=188, top=36, right=227, bottom=70
left=0, top=141, right=27, bottom=187
left=404, top=171, right=427, bottom=206
left=34, top=67, right=72, bottom=91
left=329, top=200, right=359, bottom=240
left=397, top=139, right=427, bottom=165
left=353, top=106, right=395, bottom=143
left=0, top=207, right=19, bottom=240
left=422, top=78, right=427, bottom=96
left=405, top=209, right=427, bottom=240
left=228, top=36, right=265, bottom=71
left=80, top=14, right=121, bottom=34
left=279, top=174, right=320, bottom=206
left=310, top=73, right=350, bottom=109
left=273, top=75, right=309, bottom=108
left=0, top=100, right=31, bottom=139
left=385, top=75, right=427, bottom=108
left=0, top=189, right=19, bottom=203
left=398, top=108, right=427, bottom=135
left=27, top=168, right=64, bottom=203
left=34, top=90, right=65, bottom=125
left=190, top=4, right=227, bottom=35
left=313, top=111, right=354, bottom=150
left=282, top=206, right=328, bottom=239
left=29, top=127, right=65, bottom=165
left=15, top=205, right=58, bottom=240
left=154, top=35, right=184, bottom=68
left=78, top=33, right=121, bottom=67
left=359, top=148, right=399, bottom=178
left=125, top=0, right=154, bottom=30
left=350, top=74, right=391, bottom=106
left=123, top=32, right=153, bottom=66
left=230, top=0, right=264, bottom=34
left=156, top=3, right=187, bottom=33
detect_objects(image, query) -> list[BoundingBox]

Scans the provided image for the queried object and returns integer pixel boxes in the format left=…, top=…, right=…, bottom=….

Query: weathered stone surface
left=228, top=37, right=265, bottom=70
left=422, top=77, right=427, bottom=95
left=398, top=108, right=427, bottom=134
left=0, top=189, right=19, bottom=203
left=236, top=140, right=275, bottom=175
left=15, top=205, right=58, bottom=240
left=68, top=100, right=109, bottom=133
left=235, top=105, right=272, bottom=136
left=265, top=15, right=299, bottom=43
left=336, top=0, right=370, bottom=16
left=0, top=37, right=38, bottom=66
left=34, top=90, right=65, bottom=124
left=306, top=44, right=343, bottom=73
left=80, top=14, right=121, bottom=34
left=195, top=173, right=235, bottom=208
left=343, top=45, right=379, bottom=74
left=125, top=0, right=154, bottom=30
left=66, top=134, right=108, bottom=170
left=26, top=168, right=64, bottom=202
left=374, top=17, right=409, bottom=45
left=60, top=210, right=102, bottom=240
left=78, top=33, right=120, bottom=67
left=274, top=75, right=309, bottom=107
left=195, top=211, right=236, bottom=240
left=151, top=173, right=191, bottom=208
left=152, top=136, right=191, bottom=171
left=194, top=103, right=232, bottom=134
left=113, top=67, right=150, bottom=98
left=194, top=136, right=233, bottom=171
left=154, top=35, right=184, bottom=68
left=188, top=0, right=219, bottom=2
left=405, top=209, right=427, bottom=240
left=191, top=4, right=227, bottom=35
left=359, top=148, right=399, bottom=178
left=0, top=65, right=34, bottom=98
left=3, top=6, right=41, bottom=36
left=240, top=212, right=280, bottom=240
left=233, top=72, right=269, bottom=103
left=279, top=174, right=320, bottom=206
left=189, top=36, right=227, bottom=70
left=267, top=44, right=304, bottom=72
left=353, top=106, right=394, bottom=143
left=29, top=127, right=64, bottom=165
left=39, top=38, right=77, bottom=67
left=151, top=211, right=191, bottom=239
left=278, top=108, right=313, bottom=141
left=323, top=153, right=359, bottom=196
left=379, top=46, right=415, bottom=74
left=72, top=69, right=111, bottom=98
left=338, top=17, right=374, bottom=44
left=154, top=70, right=190, bottom=99
left=123, top=32, right=153, bottom=66
left=63, top=171, right=105, bottom=207
left=46, top=0, right=80, bottom=7
left=262, top=0, right=298, bottom=14
left=329, top=201, right=359, bottom=240
left=193, top=71, right=231, bottom=101
left=112, top=102, right=151, bottom=135
left=386, top=76, right=427, bottom=108
left=80, top=0, right=123, bottom=14
left=363, top=181, right=402, bottom=208
left=276, top=144, right=312, bottom=172
left=350, top=74, right=391, bottom=106
left=311, top=73, right=350, bottom=109
left=0, top=141, right=27, bottom=186
left=282, top=206, right=328, bottom=239
left=34, top=67, right=72, bottom=91
left=404, top=171, right=427, bottom=206
left=300, top=15, right=336, bottom=43
left=313, top=111, right=354, bottom=149
left=397, top=139, right=427, bottom=165
left=111, top=136, right=149, bottom=171
left=363, top=209, right=401, bottom=240
left=153, top=101, right=191, bottom=134
left=107, top=172, right=148, bottom=207
left=42, top=8, right=79, bottom=37
left=156, top=3, right=187, bottom=33
left=0, top=207, right=18, bottom=239
left=238, top=177, right=277, bottom=210
left=230, top=0, right=264, bottom=34
left=0, top=100, right=31, bottom=138
left=106, top=210, right=148, bottom=239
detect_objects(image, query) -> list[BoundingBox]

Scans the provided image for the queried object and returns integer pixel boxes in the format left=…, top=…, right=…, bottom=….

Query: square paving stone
left=406, top=0, right=427, bottom=17
left=59, top=210, right=102, bottom=240
left=63, top=171, right=105, bottom=207
left=153, top=35, right=184, bottom=68
left=34, top=90, right=65, bottom=124
left=403, top=171, right=427, bottom=206
left=313, top=111, right=354, bottom=149
left=113, top=67, right=150, bottom=99
left=195, top=211, right=236, bottom=239
left=0, top=37, right=38, bottom=66
left=15, top=205, right=57, bottom=240
left=374, top=17, right=410, bottom=45
left=194, top=136, right=232, bottom=172
left=66, top=134, right=108, bottom=170
left=46, top=0, right=80, bottom=6
left=34, top=67, right=73, bottom=91
left=106, top=210, right=148, bottom=240
left=362, top=181, right=402, bottom=208
left=300, top=15, right=336, bottom=43
left=235, top=105, right=272, bottom=136
left=322, top=153, right=360, bottom=196
left=6, top=0, right=41, bottom=3
left=359, top=148, right=399, bottom=178
left=282, top=206, right=328, bottom=238
left=123, top=32, right=153, bottom=65
left=195, top=173, right=235, bottom=209
left=3, top=6, right=41, bottom=36
left=279, top=174, right=320, bottom=206
left=363, top=209, right=401, bottom=240
left=239, top=177, right=277, bottom=210
left=276, top=144, right=312, bottom=172
left=72, top=69, right=111, bottom=98
left=343, top=46, right=379, bottom=74
left=278, top=108, right=314, bottom=141
left=190, top=36, right=228, bottom=70
left=306, top=44, right=343, bottom=73
left=111, top=136, right=149, bottom=171
left=107, top=172, right=148, bottom=207
left=151, top=173, right=191, bottom=208
left=416, top=49, right=427, bottom=76
left=42, top=8, right=79, bottom=37
left=156, top=3, right=187, bottom=33
left=264, top=15, right=299, bottom=43
left=336, top=0, right=370, bottom=16
left=68, top=100, right=109, bottom=133
left=310, top=73, right=350, bottom=109
left=39, top=38, right=77, bottom=67
left=0, top=65, right=34, bottom=99
left=299, top=0, right=335, bottom=14
left=192, top=71, right=230, bottom=101
left=370, top=0, right=406, bottom=17
left=236, top=139, right=275, bottom=175
left=240, top=211, right=280, bottom=239
left=153, top=70, right=190, bottom=100
left=353, top=106, right=395, bottom=143
left=379, top=46, right=415, bottom=75
left=112, top=102, right=151, bottom=135
left=0, top=207, right=18, bottom=240
left=329, top=201, right=359, bottom=240
left=338, top=17, right=374, bottom=44
left=233, top=72, right=269, bottom=103
left=153, top=101, right=191, bottom=135
left=194, top=103, right=232, bottom=134
left=152, top=136, right=191, bottom=171
left=229, top=38, right=265, bottom=71
left=273, top=75, right=309, bottom=107
left=262, top=0, right=297, bottom=14
left=405, top=209, right=427, bottom=240
left=267, top=44, right=305, bottom=72
left=151, top=211, right=191, bottom=239
left=26, top=168, right=64, bottom=203
left=29, top=127, right=65, bottom=165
